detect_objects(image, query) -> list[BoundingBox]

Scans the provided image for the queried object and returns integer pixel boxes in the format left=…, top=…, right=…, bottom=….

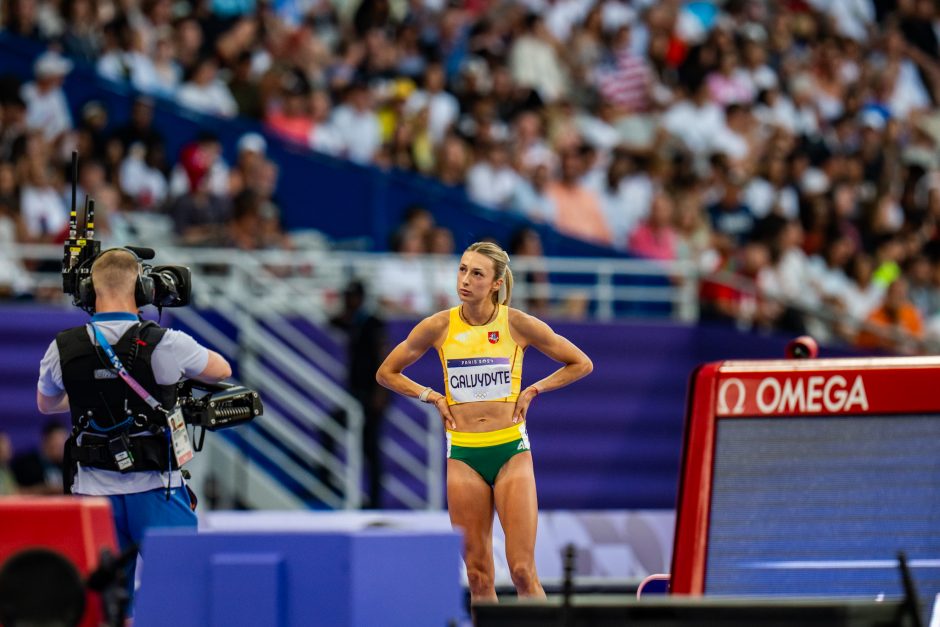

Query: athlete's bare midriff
left=449, top=400, right=516, bottom=432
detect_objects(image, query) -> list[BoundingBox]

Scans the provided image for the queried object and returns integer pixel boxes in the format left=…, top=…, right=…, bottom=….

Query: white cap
left=34, top=51, right=73, bottom=78
left=740, top=23, right=767, bottom=43
left=800, top=168, right=830, bottom=195
left=237, top=132, right=267, bottom=155
left=860, top=110, right=885, bottom=131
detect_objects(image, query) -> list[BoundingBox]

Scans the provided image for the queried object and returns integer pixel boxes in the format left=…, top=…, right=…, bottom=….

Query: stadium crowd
left=2, top=0, right=940, bottom=352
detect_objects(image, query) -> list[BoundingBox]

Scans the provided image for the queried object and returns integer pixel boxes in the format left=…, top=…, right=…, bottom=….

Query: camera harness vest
left=56, top=312, right=179, bottom=473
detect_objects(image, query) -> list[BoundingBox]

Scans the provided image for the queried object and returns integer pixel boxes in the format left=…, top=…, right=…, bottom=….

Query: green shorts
left=446, top=422, right=531, bottom=486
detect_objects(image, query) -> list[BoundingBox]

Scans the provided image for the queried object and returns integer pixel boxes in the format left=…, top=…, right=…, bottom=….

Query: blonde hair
left=466, top=241, right=513, bottom=306
left=91, top=249, right=139, bottom=295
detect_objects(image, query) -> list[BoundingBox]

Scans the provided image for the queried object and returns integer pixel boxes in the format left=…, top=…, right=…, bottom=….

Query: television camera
left=61, top=152, right=262, bottom=434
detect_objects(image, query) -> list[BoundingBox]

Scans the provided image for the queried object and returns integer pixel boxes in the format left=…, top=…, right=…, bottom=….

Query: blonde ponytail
left=500, top=266, right=513, bottom=306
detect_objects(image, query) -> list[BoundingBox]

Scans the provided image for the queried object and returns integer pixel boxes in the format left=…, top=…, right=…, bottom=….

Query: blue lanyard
left=89, top=314, right=165, bottom=413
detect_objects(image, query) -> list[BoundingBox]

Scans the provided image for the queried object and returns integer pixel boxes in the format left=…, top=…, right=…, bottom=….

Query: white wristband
left=418, top=387, right=434, bottom=403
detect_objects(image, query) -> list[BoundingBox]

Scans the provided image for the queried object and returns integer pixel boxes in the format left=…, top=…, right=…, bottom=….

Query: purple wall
left=0, top=306, right=87, bottom=452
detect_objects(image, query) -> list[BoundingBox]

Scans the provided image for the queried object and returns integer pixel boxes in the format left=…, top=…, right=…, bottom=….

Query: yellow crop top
left=438, top=305, right=523, bottom=405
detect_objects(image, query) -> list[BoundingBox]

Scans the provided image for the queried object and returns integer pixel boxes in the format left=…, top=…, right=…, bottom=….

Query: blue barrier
left=135, top=528, right=463, bottom=627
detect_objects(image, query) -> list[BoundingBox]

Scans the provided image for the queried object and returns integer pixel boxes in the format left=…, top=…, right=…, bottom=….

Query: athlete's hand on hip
left=433, top=396, right=457, bottom=430
left=512, top=386, right=539, bottom=424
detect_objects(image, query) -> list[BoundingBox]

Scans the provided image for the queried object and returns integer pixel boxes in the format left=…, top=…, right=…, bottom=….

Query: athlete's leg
left=493, top=451, right=544, bottom=597
left=447, top=458, right=497, bottom=602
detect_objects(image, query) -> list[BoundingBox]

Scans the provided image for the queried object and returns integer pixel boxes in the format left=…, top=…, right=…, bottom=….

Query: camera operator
left=35, top=248, right=231, bottom=608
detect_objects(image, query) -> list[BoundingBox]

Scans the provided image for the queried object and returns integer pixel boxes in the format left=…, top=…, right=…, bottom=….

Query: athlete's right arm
left=376, top=312, right=455, bottom=429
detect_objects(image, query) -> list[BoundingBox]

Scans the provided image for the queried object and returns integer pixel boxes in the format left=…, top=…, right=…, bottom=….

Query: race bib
left=446, top=357, right=512, bottom=402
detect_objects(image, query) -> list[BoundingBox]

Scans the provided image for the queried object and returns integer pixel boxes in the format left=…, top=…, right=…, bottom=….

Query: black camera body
left=63, top=239, right=193, bottom=314
left=61, top=153, right=192, bottom=314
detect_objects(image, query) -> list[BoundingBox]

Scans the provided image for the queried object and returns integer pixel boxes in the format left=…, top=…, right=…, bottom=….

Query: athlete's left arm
left=509, top=309, right=593, bottom=423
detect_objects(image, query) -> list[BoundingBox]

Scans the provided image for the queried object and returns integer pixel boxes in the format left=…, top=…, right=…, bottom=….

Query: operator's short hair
left=91, top=249, right=139, bottom=295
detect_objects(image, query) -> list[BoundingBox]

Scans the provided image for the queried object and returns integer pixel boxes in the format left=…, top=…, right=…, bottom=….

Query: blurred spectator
left=405, top=62, right=459, bottom=145
left=591, top=149, right=652, bottom=248
left=149, top=31, right=183, bottom=97
left=19, top=156, right=67, bottom=242
left=0, top=195, right=33, bottom=297
left=905, top=254, right=937, bottom=317
left=427, top=225, right=460, bottom=311
left=265, top=72, right=314, bottom=145
left=511, top=110, right=555, bottom=173
left=706, top=176, right=755, bottom=250
left=61, top=0, right=101, bottom=62
left=224, top=188, right=263, bottom=249
left=329, top=280, right=388, bottom=508
left=871, top=235, right=905, bottom=289
left=510, top=13, right=569, bottom=104
left=628, top=191, right=678, bottom=261
left=169, top=132, right=230, bottom=197
left=674, top=189, right=717, bottom=272
left=546, top=148, right=611, bottom=245
left=661, top=80, right=725, bottom=155
left=111, top=96, right=164, bottom=156
left=856, top=277, right=924, bottom=353
left=332, top=81, right=381, bottom=164
left=119, top=143, right=168, bottom=209
left=700, top=239, right=779, bottom=330
left=74, top=100, right=108, bottom=162
left=0, top=94, right=28, bottom=162
left=596, top=24, right=651, bottom=115
left=743, top=155, right=799, bottom=221
left=0, top=432, right=15, bottom=495
left=843, top=252, right=886, bottom=324
left=166, top=141, right=232, bottom=245
left=21, top=51, right=72, bottom=143
left=376, top=227, right=432, bottom=316
left=308, top=89, right=344, bottom=156
left=231, top=132, right=268, bottom=192
left=512, top=162, right=557, bottom=224
left=96, top=17, right=164, bottom=95
left=176, top=56, right=238, bottom=118
left=808, top=234, right=858, bottom=312
left=435, top=134, right=470, bottom=186
left=11, top=420, right=66, bottom=495
left=760, top=217, right=817, bottom=314
left=707, top=50, right=754, bottom=106
left=466, top=142, right=520, bottom=210
left=398, top=205, right=435, bottom=244
left=228, top=51, right=263, bottom=119
left=509, top=226, right=550, bottom=318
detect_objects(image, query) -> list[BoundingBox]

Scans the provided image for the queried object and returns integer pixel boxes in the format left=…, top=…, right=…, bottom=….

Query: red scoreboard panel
left=672, top=356, right=940, bottom=612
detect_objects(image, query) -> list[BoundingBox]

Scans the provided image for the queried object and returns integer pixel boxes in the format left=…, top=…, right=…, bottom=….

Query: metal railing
left=12, top=244, right=699, bottom=323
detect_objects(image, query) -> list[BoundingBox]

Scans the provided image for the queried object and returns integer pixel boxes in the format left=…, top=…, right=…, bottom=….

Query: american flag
left=596, top=50, right=651, bottom=113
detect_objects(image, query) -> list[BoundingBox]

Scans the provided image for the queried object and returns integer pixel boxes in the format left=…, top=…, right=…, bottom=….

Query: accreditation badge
left=167, top=406, right=194, bottom=467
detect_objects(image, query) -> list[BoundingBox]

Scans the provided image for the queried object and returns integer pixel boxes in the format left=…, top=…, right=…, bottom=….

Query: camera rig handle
left=176, top=380, right=264, bottom=451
